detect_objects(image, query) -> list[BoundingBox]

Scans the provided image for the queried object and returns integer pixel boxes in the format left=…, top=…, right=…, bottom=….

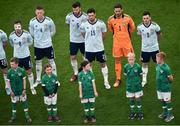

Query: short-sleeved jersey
left=9, top=30, right=33, bottom=58
left=137, top=22, right=160, bottom=52
left=124, top=63, right=142, bottom=92
left=0, top=29, right=8, bottom=60
left=29, top=16, right=56, bottom=48
left=65, top=12, right=87, bottom=43
left=80, top=19, right=107, bottom=52
left=156, top=63, right=172, bottom=92
left=7, top=67, right=26, bottom=96
left=108, top=14, right=135, bottom=48
left=78, top=70, right=95, bottom=98
left=41, top=73, right=59, bottom=95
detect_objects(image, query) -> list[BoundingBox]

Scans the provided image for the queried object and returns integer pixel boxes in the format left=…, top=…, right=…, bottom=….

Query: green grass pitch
left=0, top=0, right=180, bottom=125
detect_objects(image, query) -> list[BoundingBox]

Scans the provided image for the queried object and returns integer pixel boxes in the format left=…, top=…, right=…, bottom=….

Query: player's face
left=143, top=15, right=151, bottom=25
left=73, top=7, right=81, bottom=15
left=83, top=63, right=91, bottom=71
left=114, top=8, right=123, bottom=17
left=14, top=23, right=22, bottom=33
left=45, top=67, right=52, bottom=75
left=88, top=12, right=96, bottom=22
left=35, top=9, right=45, bottom=20
left=156, top=56, right=163, bottom=64
left=128, top=56, right=135, bottom=65
left=10, top=62, right=18, bottom=69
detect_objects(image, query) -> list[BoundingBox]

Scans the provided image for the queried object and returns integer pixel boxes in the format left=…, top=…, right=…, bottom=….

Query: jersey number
left=147, top=33, right=150, bottom=38
left=91, top=30, right=96, bottom=36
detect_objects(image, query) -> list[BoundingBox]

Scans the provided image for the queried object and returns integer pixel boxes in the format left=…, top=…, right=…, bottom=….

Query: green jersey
left=41, top=73, right=59, bottom=96
left=156, top=63, right=172, bottom=92
left=78, top=70, right=95, bottom=99
left=7, top=67, right=26, bottom=96
left=124, top=63, right=142, bottom=92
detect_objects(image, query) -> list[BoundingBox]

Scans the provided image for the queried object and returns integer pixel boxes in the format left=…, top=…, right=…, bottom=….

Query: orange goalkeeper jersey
left=108, top=14, right=135, bottom=48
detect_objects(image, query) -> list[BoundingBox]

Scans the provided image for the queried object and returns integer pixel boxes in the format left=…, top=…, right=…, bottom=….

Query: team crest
left=52, top=79, right=55, bottom=83
left=44, top=24, right=48, bottom=29
left=160, top=70, right=163, bottom=73
left=134, top=69, right=138, bottom=73
left=96, top=26, right=100, bottom=30
left=122, top=22, right=126, bottom=26
left=18, top=72, right=22, bottom=76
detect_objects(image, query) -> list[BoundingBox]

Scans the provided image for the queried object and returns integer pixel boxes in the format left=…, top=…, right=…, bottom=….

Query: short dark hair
left=36, top=5, right=44, bottom=10
left=14, top=20, right=21, bottom=25
left=43, top=63, right=52, bottom=71
left=72, top=2, right=81, bottom=8
left=87, top=8, right=96, bottom=14
left=114, top=3, right=123, bottom=9
left=143, top=11, right=150, bottom=16
left=10, top=57, right=19, bottom=64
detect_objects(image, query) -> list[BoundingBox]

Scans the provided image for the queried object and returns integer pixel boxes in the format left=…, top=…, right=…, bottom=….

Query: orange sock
left=115, top=58, right=121, bottom=80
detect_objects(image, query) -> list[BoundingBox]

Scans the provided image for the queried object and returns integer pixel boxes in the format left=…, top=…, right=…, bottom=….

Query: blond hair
left=156, top=52, right=166, bottom=59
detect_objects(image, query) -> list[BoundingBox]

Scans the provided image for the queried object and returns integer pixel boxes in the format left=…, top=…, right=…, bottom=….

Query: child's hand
left=94, top=92, right=98, bottom=97
left=22, top=90, right=26, bottom=97
left=52, top=93, right=55, bottom=97
left=10, top=92, right=15, bottom=97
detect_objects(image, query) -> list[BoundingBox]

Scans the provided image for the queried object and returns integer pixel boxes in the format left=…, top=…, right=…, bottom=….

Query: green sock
left=83, top=103, right=90, bottom=117
left=12, top=103, right=16, bottom=118
left=22, top=101, right=30, bottom=119
left=166, top=101, right=172, bottom=116
left=129, top=98, right=135, bottom=113
left=136, top=98, right=142, bottom=114
left=52, top=104, right=57, bottom=116
left=161, top=100, right=167, bottom=116
left=47, top=105, right=52, bottom=116
left=89, top=102, right=95, bottom=117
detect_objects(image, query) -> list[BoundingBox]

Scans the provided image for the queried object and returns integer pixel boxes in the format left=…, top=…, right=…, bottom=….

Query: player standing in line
left=65, top=2, right=87, bottom=82
left=78, top=60, right=98, bottom=123
left=108, top=3, right=135, bottom=87
left=9, top=20, right=36, bottom=95
left=0, top=29, right=10, bottom=94
left=7, top=57, right=32, bottom=123
left=41, top=64, right=60, bottom=122
left=156, top=52, right=174, bottom=122
left=80, top=8, right=111, bottom=89
left=137, top=11, right=162, bottom=87
left=124, top=53, right=143, bottom=120
left=29, top=6, right=57, bottom=87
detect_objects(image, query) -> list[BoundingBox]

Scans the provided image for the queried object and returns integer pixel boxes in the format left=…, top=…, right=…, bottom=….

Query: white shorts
left=157, top=91, right=171, bottom=101
left=81, top=97, right=95, bottom=103
left=11, top=94, right=27, bottom=103
left=44, top=94, right=57, bottom=105
left=126, top=91, right=143, bottom=98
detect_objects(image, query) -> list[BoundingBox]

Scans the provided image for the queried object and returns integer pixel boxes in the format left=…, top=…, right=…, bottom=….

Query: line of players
left=0, top=1, right=174, bottom=123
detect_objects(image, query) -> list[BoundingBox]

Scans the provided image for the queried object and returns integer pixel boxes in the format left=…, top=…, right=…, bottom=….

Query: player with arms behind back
left=137, top=11, right=162, bottom=87
left=65, top=2, right=87, bottom=82
left=29, top=6, right=57, bottom=87
left=9, top=20, right=36, bottom=95
left=108, top=3, right=135, bottom=88
left=80, top=8, right=111, bottom=89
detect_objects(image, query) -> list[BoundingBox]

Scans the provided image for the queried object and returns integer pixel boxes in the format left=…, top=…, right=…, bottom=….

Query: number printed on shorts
left=1, top=59, right=7, bottom=66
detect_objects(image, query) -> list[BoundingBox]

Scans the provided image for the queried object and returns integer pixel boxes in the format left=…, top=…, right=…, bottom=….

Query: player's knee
left=48, top=59, right=55, bottom=64
left=36, top=60, right=42, bottom=65
left=70, top=55, right=77, bottom=60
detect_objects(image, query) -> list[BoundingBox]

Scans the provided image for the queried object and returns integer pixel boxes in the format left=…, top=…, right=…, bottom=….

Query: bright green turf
left=0, top=0, right=180, bottom=125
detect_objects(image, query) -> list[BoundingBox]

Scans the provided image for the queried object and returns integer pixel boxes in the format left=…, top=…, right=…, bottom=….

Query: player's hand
left=22, top=90, right=26, bottom=96
left=79, top=94, right=83, bottom=99
left=94, top=92, right=98, bottom=97
left=10, top=92, right=15, bottom=97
